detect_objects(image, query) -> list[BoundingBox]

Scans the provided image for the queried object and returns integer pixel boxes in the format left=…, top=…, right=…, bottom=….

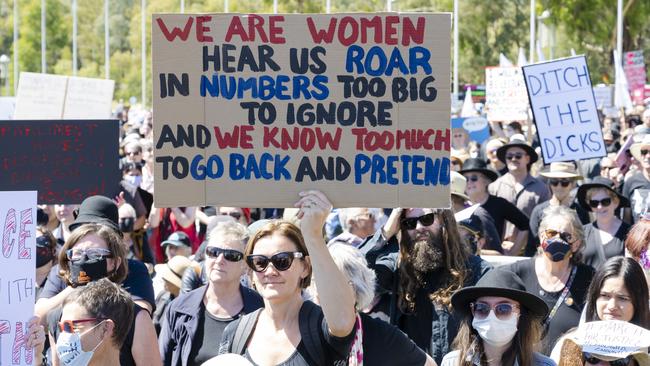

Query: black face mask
left=119, top=217, right=135, bottom=233
left=542, top=238, right=572, bottom=262
left=69, top=257, right=110, bottom=287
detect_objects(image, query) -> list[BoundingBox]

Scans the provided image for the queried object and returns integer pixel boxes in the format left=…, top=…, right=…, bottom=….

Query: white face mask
left=56, top=321, right=105, bottom=366
left=472, top=311, right=519, bottom=347
left=125, top=174, right=142, bottom=187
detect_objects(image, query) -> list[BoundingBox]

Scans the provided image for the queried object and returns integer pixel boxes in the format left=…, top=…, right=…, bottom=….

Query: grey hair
left=538, top=205, right=585, bottom=264
left=208, top=220, right=248, bottom=248
left=328, top=243, right=376, bottom=310
left=338, top=208, right=368, bottom=232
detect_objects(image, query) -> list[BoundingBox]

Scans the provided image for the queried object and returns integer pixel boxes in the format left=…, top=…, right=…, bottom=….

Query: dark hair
left=121, top=161, right=143, bottom=175
left=453, top=304, right=543, bottom=366
left=58, top=224, right=128, bottom=286
left=585, top=256, right=650, bottom=329
left=398, top=209, right=468, bottom=312
left=245, top=220, right=312, bottom=289
left=62, top=278, right=135, bottom=348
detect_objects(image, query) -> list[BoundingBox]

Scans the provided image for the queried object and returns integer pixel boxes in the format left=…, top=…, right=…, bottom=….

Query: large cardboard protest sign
left=485, top=67, right=529, bottom=122
left=592, top=85, right=613, bottom=109
left=0, top=120, right=119, bottom=204
left=0, top=191, right=37, bottom=366
left=522, top=56, right=605, bottom=164
left=13, top=72, right=115, bottom=120
left=152, top=13, right=451, bottom=208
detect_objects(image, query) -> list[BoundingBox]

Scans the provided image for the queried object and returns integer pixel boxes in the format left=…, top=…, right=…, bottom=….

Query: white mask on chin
left=472, top=311, right=519, bottom=347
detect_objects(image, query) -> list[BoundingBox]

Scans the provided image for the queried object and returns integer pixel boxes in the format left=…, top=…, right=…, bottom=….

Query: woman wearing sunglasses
left=159, top=221, right=263, bottom=366
left=219, top=191, right=357, bottom=365
left=506, top=206, right=594, bottom=354
left=49, top=224, right=161, bottom=366
left=576, top=177, right=631, bottom=269
left=442, top=268, right=552, bottom=366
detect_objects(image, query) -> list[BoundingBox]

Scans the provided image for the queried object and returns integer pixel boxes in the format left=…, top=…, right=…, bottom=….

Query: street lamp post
left=0, top=54, right=10, bottom=96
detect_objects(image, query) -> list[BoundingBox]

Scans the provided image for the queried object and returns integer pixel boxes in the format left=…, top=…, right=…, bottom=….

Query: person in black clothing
left=359, top=207, right=491, bottom=364
left=526, top=161, right=589, bottom=256
left=576, top=177, right=631, bottom=269
left=625, top=134, right=650, bottom=222
left=159, top=221, right=263, bottom=366
left=460, top=158, right=530, bottom=255
left=506, top=205, right=594, bottom=354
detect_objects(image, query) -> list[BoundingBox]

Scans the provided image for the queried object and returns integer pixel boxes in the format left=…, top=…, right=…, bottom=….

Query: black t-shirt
left=470, top=206, right=503, bottom=253
left=190, top=307, right=240, bottom=366
left=39, top=259, right=155, bottom=310
left=582, top=221, right=630, bottom=269
left=507, top=258, right=594, bottom=354
left=481, top=195, right=530, bottom=240
left=622, top=172, right=650, bottom=222
left=360, top=313, right=427, bottom=366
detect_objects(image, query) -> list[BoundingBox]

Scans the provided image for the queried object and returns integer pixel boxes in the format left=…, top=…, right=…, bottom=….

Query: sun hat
left=539, top=161, right=583, bottom=180
left=450, top=171, right=470, bottom=201
left=459, top=158, right=499, bottom=182
left=630, top=134, right=650, bottom=162
left=451, top=268, right=549, bottom=318
left=154, top=256, right=195, bottom=288
left=496, top=135, right=538, bottom=164
left=576, top=176, right=629, bottom=211
left=69, top=195, right=120, bottom=233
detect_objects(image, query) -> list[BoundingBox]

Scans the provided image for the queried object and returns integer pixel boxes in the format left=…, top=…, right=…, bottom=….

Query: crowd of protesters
left=23, top=99, right=650, bottom=366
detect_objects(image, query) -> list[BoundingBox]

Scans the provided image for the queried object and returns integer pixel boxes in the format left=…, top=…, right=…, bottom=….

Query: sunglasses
left=221, top=211, right=242, bottom=220
left=400, top=213, right=436, bottom=230
left=66, top=248, right=113, bottom=261
left=544, top=229, right=574, bottom=243
left=550, top=179, right=571, bottom=187
left=205, top=246, right=244, bottom=262
left=246, top=252, right=304, bottom=272
left=470, top=302, right=520, bottom=320
left=465, top=175, right=481, bottom=182
left=505, top=153, right=524, bottom=161
left=58, top=318, right=107, bottom=333
left=588, top=198, right=612, bottom=209
left=583, top=353, right=632, bottom=366
left=641, top=149, right=650, bottom=156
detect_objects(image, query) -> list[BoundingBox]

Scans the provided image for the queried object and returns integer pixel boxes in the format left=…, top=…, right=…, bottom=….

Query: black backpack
left=220, top=300, right=331, bottom=365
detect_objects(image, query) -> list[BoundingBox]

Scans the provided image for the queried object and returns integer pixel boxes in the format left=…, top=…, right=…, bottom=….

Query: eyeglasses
left=550, top=179, right=571, bottom=187
left=400, top=213, right=436, bottom=230
left=583, top=353, right=632, bottom=366
left=246, top=252, right=304, bottom=272
left=641, top=149, right=650, bottom=156
left=221, top=211, right=242, bottom=220
left=588, top=198, right=612, bottom=208
left=205, top=246, right=244, bottom=262
left=505, top=153, right=524, bottom=161
left=66, top=248, right=113, bottom=261
left=544, top=229, right=574, bottom=243
left=58, top=318, right=107, bottom=333
left=465, top=175, right=481, bottom=182
left=470, top=302, right=520, bottom=320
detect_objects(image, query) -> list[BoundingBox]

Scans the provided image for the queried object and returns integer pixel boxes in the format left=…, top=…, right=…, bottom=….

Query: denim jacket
left=158, top=285, right=263, bottom=366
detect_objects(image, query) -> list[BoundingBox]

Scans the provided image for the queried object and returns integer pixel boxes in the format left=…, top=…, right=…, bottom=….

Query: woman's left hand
left=295, top=190, right=332, bottom=238
left=26, top=316, right=46, bottom=360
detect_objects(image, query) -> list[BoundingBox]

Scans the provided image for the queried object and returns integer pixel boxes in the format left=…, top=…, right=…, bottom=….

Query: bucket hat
left=576, top=176, right=629, bottom=211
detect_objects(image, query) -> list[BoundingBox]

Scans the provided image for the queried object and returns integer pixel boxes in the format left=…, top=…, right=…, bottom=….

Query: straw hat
left=450, top=171, right=470, bottom=201
left=539, top=161, right=583, bottom=180
left=630, top=134, right=650, bottom=162
left=154, top=256, right=195, bottom=289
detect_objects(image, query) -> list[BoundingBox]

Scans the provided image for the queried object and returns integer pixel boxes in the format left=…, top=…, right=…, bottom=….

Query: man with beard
left=359, top=208, right=491, bottom=364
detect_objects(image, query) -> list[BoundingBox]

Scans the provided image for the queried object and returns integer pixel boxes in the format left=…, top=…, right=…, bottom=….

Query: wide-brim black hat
left=496, top=137, right=538, bottom=164
left=451, top=268, right=549, bottom=318
left=459, top=158, right=499, bottom=182
left=576, top=176, right=629, bottom=211
left=69, top=195, right=121, bottom=233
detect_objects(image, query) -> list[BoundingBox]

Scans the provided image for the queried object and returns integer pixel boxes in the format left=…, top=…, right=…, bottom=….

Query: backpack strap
left=226, top=308, right=262, bottom=355
left=299, top=301, right=327, bottom=365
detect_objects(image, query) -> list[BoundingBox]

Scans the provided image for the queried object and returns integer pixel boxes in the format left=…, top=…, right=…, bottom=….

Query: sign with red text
left=623, top=50, right=646, bottom=105
left=485, top=67, right=529, bottom=122
left=152, top=13, right=452, bottom=208
left=0, top=191, right=36, bottom=366
left=522, top=56, right=605, bottom=164
left=0, top=120, right=120, bottom=204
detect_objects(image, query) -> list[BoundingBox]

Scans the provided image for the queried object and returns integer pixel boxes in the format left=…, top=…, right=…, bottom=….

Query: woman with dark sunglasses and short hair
left=442, top=268, right=553, bottom=366
left=219, top=191, right=357, bottom=365
left=159, top=221, right=263, bottom=366
left=506, top=206, right=595, bottom=354
left=576, top=177, right=631, bottom=269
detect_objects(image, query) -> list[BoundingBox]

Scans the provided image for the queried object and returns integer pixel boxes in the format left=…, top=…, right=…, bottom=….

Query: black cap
left=69, top=195, right=120, bottom=233
left=161, top=231, right=191, bottom=249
